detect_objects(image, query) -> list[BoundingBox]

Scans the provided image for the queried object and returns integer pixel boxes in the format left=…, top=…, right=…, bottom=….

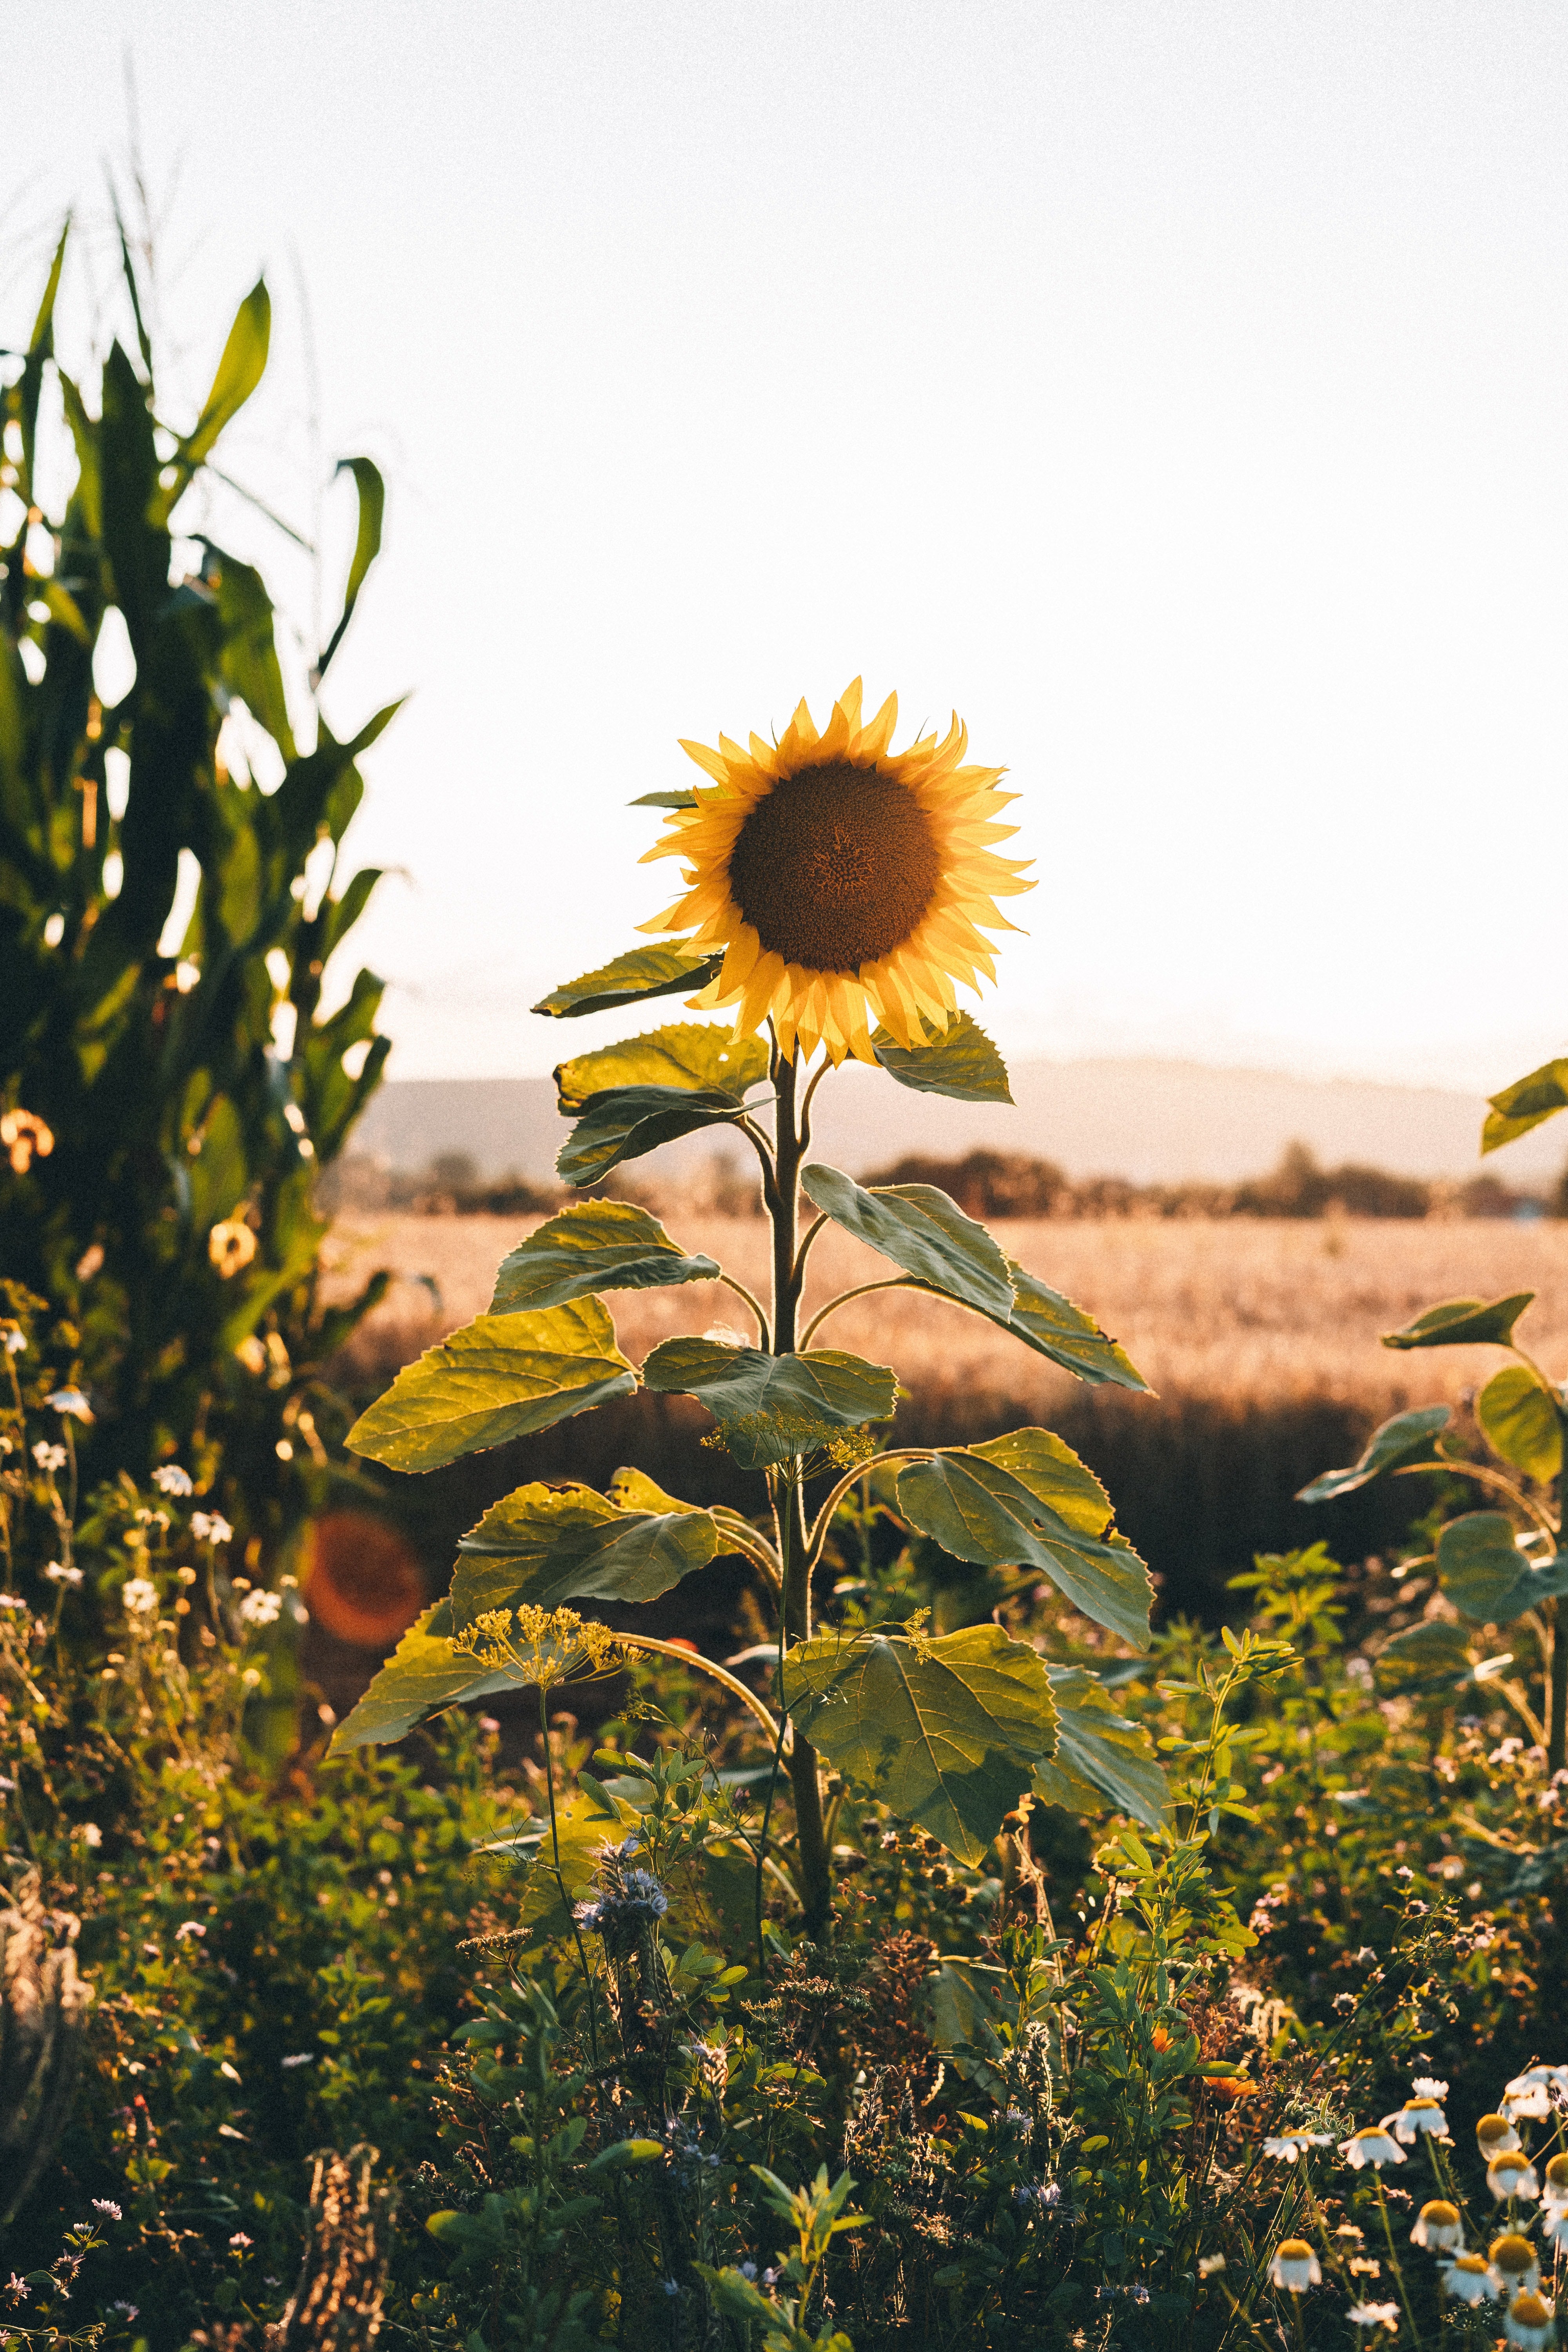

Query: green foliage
left=488, top=1200, right=720, bottom=1313
left=641, top=1337, right=898, bottom=1469
left=531, top=943, right=722, bottom=1019
left=0, top=224, right=394, bottom=1548
left=867, top=1010, right=1013, bottom=1103
left=452, top=1479, right=721, bottom=1616
left=800, top=1162, right=1017, bottom=1318
left=347, top=1303, right=637, bottom=1472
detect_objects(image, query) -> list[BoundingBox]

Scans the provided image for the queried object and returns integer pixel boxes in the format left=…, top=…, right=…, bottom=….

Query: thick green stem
left=771, top=1051, right=833, bottom=1940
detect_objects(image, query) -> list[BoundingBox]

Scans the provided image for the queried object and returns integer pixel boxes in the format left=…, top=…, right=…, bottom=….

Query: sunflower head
left=639, top=678, right=1033, bottom=1065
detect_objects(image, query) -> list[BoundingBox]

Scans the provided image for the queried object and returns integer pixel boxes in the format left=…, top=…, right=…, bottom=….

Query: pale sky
left=8, top=3, right=1568, bottom=1093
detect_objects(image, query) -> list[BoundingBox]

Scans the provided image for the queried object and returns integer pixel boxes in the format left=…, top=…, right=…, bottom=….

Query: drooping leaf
left=346, top=1301, right=636, bottom=1472
left=642, top=1338, right=897, bottom=1469
left=450, top=1480, right=720, bottom=1620
left=1477, top=1364, right=1564, bottom=1483
left=781, top=1624, right=1059, bottom=1863
left=1374, top=1619, right=1476, bottom=1690
left=800, top=1163, right=1015, bottom=1319
left=490, top=1200, right=720, bottom=1313
left=897, top=1437, right=1154, bottom=1649
left=1483, top=1059, right=1568, bottom=1155
left=329, top=1603, right=563, bottom=1750
left=629, top=789, right=699, bottom=809
left=1033, top=1663, right=1167, bottom=1828
left=557, top=1086, right=753, bottom=1188
left=555, top=1023, right=767, bottom=1112
left=924, top=1955, right=1011, bottom=2091
left=1383, top=1294, right=1535, bottom=1351
left=1437, top=1512, right=1535, bottom=1624
left=533, top=945, right=723, bottom=1020
left=871, top=1013, right=1014, bottom=1104
left=999, top=1264, right=1152, bottom=1392
left=1296, top=1404, right=1453, bottom=1504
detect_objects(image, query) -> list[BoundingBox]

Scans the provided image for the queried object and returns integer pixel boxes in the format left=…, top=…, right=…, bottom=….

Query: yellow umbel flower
left=458, top=1604, right=620, bottom=1687
left=639, top=678, right=1033, bottom=1065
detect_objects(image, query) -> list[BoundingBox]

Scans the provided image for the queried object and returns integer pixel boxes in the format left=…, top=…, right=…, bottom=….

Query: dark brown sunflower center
left=726, top=760, right=941, bottom=973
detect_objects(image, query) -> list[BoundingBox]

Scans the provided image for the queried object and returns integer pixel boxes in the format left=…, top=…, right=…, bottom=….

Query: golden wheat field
left=322, top=1211, right=1568, bottom=1416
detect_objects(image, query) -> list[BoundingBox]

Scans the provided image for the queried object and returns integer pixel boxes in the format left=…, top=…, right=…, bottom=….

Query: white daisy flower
left=1269, top=2239, right=1321, bottom=2294
left=1346, top=2303, right=1400, bottom=2330
left=1504, top=2289, right=1557, bottom=2350
left=152, top=1465, right=194, bottom=1497
left=1490, top=2234, right=1541, bottom=2294
left=1339, top=2125, right=1406, bottom=2169
left=121, top=1578, right=158, bottom=1615
left=1479, top=2114, right=1525, bottom=2158
left=1441, top=2252, right=1499, bottom=2305
left=1502, top=2066, right=1568, bottom=2122
left=1412, top=2076, right=1449, bottom=2099
left=238, top=1589, right=281, bottom=1626
left=1488, top=2152, right=1541, bottom=2202
left=1391, top=2094, right=1448, bottom=2142
left=45, top=1388, right=93, bottom=1423
left=1410, top=2200, right=1463, bottom=2251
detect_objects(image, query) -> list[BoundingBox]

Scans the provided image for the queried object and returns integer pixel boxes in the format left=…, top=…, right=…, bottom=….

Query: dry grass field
left=321, top=1211, right=1568, bottom=1610
left=323, top=1210, right=1568, bottom=1417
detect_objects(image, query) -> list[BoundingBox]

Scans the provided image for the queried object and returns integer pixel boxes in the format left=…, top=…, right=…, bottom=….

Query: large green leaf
left=490, top=1200, right=720, bottom=1313
left=999, top=1264, right=1152, bottom=1392
left=1374, top=1618, right=1477, bottom=1691
left=533, top=946, right=722, bottom=1020
left=1477, top=1364, right=1564, bottom=1483
left=329, top=1602, right=570, bottom=1750
left=1483, top=1059, right=1568, bottom=1155
left=346, top=1301, right=636, bottom=1472
left=1383, top=1294, right=1535, bottom=1351
left=555, top=1022, right=767, bottom=1112
left=1437, top=1512, right=1535, bottom=1624
left=557, top=1087, right=753, bottom=1188
left=451, top=1480, right=720, bottom=1619
left=897, top=1435, right=1154, bottom=1649
left=871, top=1013, right=1013, bottom=1104
left=1033, top=1663, right=1167, bottom=1828
left=800, top=1163, right=1015, bottom=1319
left=1296, top=1404, right=1453, bottom=1504
left=642, top=1337, right=897, bottom=1469
left=781, top=1624, right=1058, bottom=1864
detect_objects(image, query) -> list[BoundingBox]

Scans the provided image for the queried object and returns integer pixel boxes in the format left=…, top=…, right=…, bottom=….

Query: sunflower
left=639, top=678, right=1033, bottom=1064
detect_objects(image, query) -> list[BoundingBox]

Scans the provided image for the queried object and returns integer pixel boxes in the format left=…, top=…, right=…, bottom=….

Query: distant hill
left=350, top=1056, right=1568, bottom=1187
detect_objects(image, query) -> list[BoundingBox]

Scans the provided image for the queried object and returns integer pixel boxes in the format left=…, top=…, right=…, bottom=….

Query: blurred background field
left=321, top=1203, right=1568, bottom=1624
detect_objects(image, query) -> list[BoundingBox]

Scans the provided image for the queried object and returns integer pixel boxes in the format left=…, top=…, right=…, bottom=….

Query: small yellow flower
left=457, top=1604, right=620, bottom=1688
left=1269, top=2239, right=1321, bottom=2294
left=2, top=1108, right=54, bottom=1174
left=209, top=1219, right=258, bottom=1278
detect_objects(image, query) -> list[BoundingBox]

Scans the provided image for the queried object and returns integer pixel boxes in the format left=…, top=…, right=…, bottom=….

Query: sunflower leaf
left=329, top=1603, right=565, bottom=1751
left=1437, top=1511, right=1536, bottom=1624
left=800, top=1163, right=1016, bottom=1319
left=533, top=946, right=723, bottom=1020
left=1382, top=1294, right=1535, bottom=1350
left=490, top=1200, right=720, bottom=1313
left=555, top=1023, right=768, bottom=1112
left=780, top=1624, right=1058, bottom=1864
left=1034, top=1663, right=1167, bottom=1828
left=1477, top=1364, right=1564, bottom=1483
left=1374, top=1618, right=1477, bottom=1692
left=897, top=1436, right=1154, bottom=1649
left=871, top=1012, right=1014, bottom=1104
left=642, top=1336, right=897, bottom=1470
left=346, top=1301, right=636, bottom=1472
left=451, top=1480, right=720, bottom=1620
left=993, top=1263, right=1152, bottom=1392
left=1483, top=1058, right=1568, bottom=1154
left=1295, top=1404, right=1453, bottom=1504
left=556, top=1086, right=755, bottom=1187
left=629, top=789, right=699, bottom=809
